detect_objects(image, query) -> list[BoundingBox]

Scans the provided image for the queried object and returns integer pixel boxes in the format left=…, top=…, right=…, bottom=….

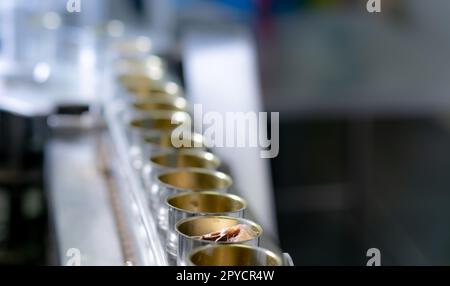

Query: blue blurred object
left=217, top=0, right=303, bottom=14
left=172, top=0, right=306, bottom=17
left=217, top=0, right=256, bottom=12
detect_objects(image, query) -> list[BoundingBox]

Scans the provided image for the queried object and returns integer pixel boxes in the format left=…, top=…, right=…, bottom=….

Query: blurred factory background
left=2, top=0, right=450, bottom=265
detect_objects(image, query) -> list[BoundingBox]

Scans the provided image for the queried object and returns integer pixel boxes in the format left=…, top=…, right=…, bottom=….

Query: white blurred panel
left=183, top=29, right=278, bottom=239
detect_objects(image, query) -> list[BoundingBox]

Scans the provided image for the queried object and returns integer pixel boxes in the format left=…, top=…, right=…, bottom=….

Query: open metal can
left=143, top=150, right=221, bottom=213
left=188, top=244, right=282, bottom=266
left=124, top=81, right=182, bottom=99
left=131, top=97, right=188, bottom=113
left=125, top=111, right=190, bottom=169
left=166, top=192, right=246, bottom=260
left=141, top=131, right=206, bottom=157
left=118, top=95, right=189, bottom=122
left=118, top=74, right=178, bottom=94
left=155, top=169, right=232, bottom=232
left=175, top=216, right=262, bottom=266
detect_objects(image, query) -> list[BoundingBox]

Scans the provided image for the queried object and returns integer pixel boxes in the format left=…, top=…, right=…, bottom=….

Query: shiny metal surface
left=103, top=99, right=168, bottom=266
left=168, top=191, right=245, bottom=213
left=128, top=112, right=188, bottom=132
left=166, top=192, right=246, bottom=260
left=143, top=150, right=221, bottom=214
left=151, top=150, right=220, bottom=170
left=154, top=168, right=232, bottom=232
left=176, top=216, right=261, bottom=266
left=118, top=74, right=168, bottom=92
left=188, top=244, right=282, bottom=266
left=46, top=131, right=124, bottom=266
left=132, top=97, right=188, bottom=113
left=124, top=81, right=183, bottom=99
left=124, top=111, right=190, bottom=169
left=141, top=131, right=206, bottom=161
left=112, top=56, right=182, bottom=99
left=118, top=96, right=189, bottom=131
left=158, top=168, right=232, bottom=191
left=27, top=11, right=289, bottom=265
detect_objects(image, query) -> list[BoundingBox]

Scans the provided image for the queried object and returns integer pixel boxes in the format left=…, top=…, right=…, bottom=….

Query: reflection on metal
left=103, top=102, right=168, bottom=265
left=188, top=244, right=282, bottom=266
left=46, top=132, right=124, bottom=266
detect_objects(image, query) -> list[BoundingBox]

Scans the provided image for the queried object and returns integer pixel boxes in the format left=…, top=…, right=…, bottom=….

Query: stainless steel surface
left=46, top=131, right=123, bottom=266
left=282, top=252, right=295, bottom=266
left=176, top=215, right=262, bottom=266
left=103, top=101, right=169, bottom=266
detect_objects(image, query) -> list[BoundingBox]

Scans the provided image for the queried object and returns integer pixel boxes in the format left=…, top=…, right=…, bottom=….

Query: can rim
left=149, top=149, right=221, bottom=170
left=156, top=167, right=233, bottom=192
left=187, top=244, right=282, bottom=266
left=166, top=191, right=246, bottom=215
left=175, top=215, right=262, bottom=244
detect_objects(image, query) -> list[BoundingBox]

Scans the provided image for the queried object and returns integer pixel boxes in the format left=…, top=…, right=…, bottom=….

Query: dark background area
left=0, top=111, right=48, bottom=265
